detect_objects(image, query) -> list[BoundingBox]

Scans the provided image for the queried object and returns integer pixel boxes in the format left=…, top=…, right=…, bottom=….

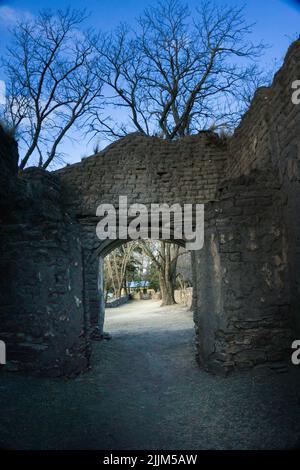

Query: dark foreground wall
left=193, top=170, right=291, bottom=372
left=0, top=133, right=90, bottom=376
left=228, top=38, right=300, bottom=336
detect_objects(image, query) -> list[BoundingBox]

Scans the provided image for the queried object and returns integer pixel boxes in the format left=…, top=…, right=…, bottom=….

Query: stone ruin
left=0, top=38, right=300, bottom=376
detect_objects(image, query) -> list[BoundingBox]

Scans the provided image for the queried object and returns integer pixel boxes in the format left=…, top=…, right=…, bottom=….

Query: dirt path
left=0, top=299, right=300, bottom=449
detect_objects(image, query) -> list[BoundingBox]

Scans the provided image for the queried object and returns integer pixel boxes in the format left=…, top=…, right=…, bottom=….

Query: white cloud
left=0, top=80, right=5, bottom=106
left=0, top=6, right=18, bottom=25
left=0, top=5, right=32, bottom=26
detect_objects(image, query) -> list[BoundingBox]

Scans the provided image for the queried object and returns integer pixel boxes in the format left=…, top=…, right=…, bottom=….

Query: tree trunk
left=159, top=273, right=175, bottom=306
left=117, top=287, right=122, bottom=298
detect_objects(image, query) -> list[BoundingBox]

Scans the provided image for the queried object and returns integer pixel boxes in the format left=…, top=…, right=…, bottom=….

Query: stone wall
left=228, top=38, right=300, bottom=335
left=0, top=126, right=25, bottom=218
left=0, top=130, right=90, bottom=376
left=55, top=132, right=228, bottom=215
left=106, top=295, right=130, bottom=308
left=174, top=288, right=193, bottom=308
left=193, top=170, right=292, bottom=373
left=53, top=131, right=228, bottom=343
left=228, top=39, right=300, bottom=180
left=1, top=37, right=300, bottom=376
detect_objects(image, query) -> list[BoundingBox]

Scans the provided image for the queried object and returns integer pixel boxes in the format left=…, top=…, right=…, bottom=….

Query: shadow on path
left=0, top=300, right=300, bottom=449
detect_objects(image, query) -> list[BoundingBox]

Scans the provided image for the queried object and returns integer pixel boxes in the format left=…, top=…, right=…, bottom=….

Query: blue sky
left=0, top=0, right=300, bottom=165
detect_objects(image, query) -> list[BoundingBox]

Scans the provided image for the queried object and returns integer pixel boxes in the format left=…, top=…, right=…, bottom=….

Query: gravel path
left=0, top=299, right=300, bottom=450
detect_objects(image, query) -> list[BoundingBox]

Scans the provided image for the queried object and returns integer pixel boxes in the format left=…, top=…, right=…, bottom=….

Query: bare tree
left=140, top=240, right=186, bottom=305
left=1, top=8, right=103, bottom=169
left=91, top=0, right=267, bottom=140
left=104, top=242, right=138, bottom=299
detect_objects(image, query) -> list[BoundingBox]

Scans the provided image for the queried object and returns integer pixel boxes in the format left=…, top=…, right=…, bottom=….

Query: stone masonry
left=0, top=38, right=300, bottom=376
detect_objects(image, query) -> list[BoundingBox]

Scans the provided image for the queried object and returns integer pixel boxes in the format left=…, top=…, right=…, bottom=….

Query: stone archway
left=1, top=38, right=300, bottom=377
left=0, top=133, right=294, bottom=377
left=75, top=216, right=192, bottom=343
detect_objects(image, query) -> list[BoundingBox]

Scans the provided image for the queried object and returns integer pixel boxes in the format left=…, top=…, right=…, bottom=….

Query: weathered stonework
left=1, top=38, right=300, bottom=376
left=106, top=296, right=130, bottom=308
left=0, top=157, right=89, bottom=376
left=55, top=131, right=228, bottom=213
left=174, top=288, right=193, bottom=309
left=193, top=170, right=292, bottom=372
